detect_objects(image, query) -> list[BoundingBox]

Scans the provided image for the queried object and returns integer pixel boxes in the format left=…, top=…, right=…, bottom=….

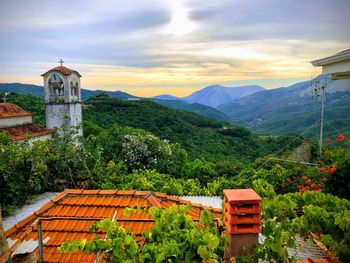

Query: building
left=0, top=102, right=51, bottom=142
left=311, top=49, right=350, bottom=80
left=41, top=62, right=83, bottom=137
left=0, top=189, right=333, bottom=263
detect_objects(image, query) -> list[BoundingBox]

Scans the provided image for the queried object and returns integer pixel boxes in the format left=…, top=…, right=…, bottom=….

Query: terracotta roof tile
left=0, top=123, right=51, bottom=141
left=5, top=189, right=222, bottom=263
left=0, top=103, right=31, bottom=118
left=51, top=192, right=67, bottom=203
left=41, top=66, right=82, bottom=77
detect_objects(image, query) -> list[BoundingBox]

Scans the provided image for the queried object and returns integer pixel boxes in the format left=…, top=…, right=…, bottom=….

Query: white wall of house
left=0, top=115, right=32, bottom=128
left=322, top=60, right=350, bottom=75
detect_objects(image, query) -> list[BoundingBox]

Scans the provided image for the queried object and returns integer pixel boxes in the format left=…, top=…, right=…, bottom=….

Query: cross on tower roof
left=2, top=93, right=8, bottom=103
left=59, top=59, right=64, bottom=67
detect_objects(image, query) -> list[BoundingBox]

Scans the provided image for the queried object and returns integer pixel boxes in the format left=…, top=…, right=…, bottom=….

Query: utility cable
left=254, top=120, right=320, bottom=172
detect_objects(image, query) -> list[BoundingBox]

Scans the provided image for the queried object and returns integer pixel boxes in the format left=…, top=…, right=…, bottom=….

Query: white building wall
left=45, top=103, right=82, bottom=136
left=0, top=115, right=32, bottom=128
left=322, top=60, right=350, bottom=75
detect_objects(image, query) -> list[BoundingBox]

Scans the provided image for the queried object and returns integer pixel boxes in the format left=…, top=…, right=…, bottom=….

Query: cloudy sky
left=0, top=0, right=349, bottom=97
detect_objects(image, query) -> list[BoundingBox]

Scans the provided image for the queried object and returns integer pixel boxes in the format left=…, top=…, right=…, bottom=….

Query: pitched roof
left=4, top=190, right=221, bottom=263
left=0, top=123, right=51, bottom=141
left=41, top=66, right=81, bottom=77
left=0, top=103, right=31, bottom=118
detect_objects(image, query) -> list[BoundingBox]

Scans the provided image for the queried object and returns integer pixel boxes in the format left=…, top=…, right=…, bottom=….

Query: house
left=311, top=49, right=350, bottom=80
left=0, top=102, right=51, bottom=142
left=0, top=189, right=334, bottom=263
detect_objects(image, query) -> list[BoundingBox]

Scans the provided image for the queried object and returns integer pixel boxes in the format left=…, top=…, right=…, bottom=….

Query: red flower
left=319, top=167, right=327, bottom=172
left=302, top=175, right=307, bottom=180
left=287, top=178, right=291, bottom=183
left=313, top=184, right=321, bottom=191
left=300, top=186, right=310, bottom=194
left=336, top=134, right=347, bottom=142
left=306, top=179, right=312, bottom=185
left=328, top=164, right=337, bottom=175
left=325, top=138, right=332, bottom=143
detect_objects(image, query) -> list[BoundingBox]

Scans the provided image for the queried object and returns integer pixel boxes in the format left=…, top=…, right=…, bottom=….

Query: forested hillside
left=2, top=92, right=301, bottom=162
left=150, top=99, right=231, bottom=122
left=83, top=96, right=301, bottom=162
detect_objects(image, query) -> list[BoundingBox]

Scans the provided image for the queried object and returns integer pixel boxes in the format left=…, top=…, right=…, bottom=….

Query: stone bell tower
left=41, top=60, right=83, bottom=137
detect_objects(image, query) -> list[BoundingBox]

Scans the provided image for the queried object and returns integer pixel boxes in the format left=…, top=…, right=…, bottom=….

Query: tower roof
left=0, top=103, right=31, bottom=118
left=41, top=65, right=81, bottom=77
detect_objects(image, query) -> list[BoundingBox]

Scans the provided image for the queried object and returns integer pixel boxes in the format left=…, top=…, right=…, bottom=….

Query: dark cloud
left=188, top=0, right=350, bottom=41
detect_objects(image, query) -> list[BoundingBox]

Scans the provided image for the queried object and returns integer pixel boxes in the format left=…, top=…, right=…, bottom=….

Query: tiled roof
left=41, top=66, right=81, bottom=77
left=0, top=123, right=51, bottom=141
left=179, top=196, right=223, bottom=209
left=4, top=190, right=222, bottom=263
left=0, top=103, right=31, bottom=118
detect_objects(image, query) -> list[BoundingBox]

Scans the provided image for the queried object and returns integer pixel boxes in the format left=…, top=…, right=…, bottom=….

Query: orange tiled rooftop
left=0, top=123, right=51, bottom=141
left=41, top=66, right=81, bottom=77
left=0, top=103, right=31, bottom=119
left=3, top=190, right=221, bottom=263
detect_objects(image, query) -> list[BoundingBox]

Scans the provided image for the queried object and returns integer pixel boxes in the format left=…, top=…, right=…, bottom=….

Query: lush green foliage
left=59, top=180, right=350, bottom=262
left=3, top=92, right=303, bottom=164
left=1, top=90, right=350, bottom=261
left=253, top=179, right=350, bottom=262
left=320, top=137, right=350, bottom=199
left=82, top=96, right=294, bottom=162
left=60, top=205, right=226, bottom=262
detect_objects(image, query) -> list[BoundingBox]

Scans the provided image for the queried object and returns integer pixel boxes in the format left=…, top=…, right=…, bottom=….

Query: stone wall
left=45, top=103, right=82, bottom=136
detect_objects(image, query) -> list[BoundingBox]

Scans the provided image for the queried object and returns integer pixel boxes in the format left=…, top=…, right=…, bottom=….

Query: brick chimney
left=223, top=189, right=261, bottom=261
left=0, top=205, right=8, bottom=257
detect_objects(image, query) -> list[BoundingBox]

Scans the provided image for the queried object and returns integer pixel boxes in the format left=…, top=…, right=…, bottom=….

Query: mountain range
left=0, top=83, right=137, bottom=100
left=182, top=85, right=265, bottom=107
left=218, top=79, right=350, bottom=138
left=1, top=79, right=349, bottom=139
left=152, top=84, right=265, bottom=108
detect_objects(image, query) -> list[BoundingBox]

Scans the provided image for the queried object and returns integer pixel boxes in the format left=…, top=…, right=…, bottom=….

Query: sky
left=0, top=0, right=349, bottom=97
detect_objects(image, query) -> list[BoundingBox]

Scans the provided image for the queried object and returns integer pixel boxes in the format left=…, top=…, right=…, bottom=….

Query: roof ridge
left=145, top=192, right=162, bottom=208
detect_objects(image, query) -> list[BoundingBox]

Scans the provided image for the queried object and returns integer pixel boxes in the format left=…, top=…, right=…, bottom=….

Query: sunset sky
left=0, top=0, right=349, bottom=97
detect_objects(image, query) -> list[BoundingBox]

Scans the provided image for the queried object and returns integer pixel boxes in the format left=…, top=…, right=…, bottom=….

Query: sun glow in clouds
left=163, top=0, right=197, bottom=37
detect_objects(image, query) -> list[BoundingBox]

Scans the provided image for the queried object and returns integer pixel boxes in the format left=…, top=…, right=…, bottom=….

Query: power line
left=254, top=120, right=320, bottom=172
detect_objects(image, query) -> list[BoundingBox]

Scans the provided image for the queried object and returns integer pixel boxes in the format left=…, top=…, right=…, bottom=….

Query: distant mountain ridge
left=0, top=83, right=137, bottom=100
left=151, top=99, right=231, bottom=123
left=0, top=83, right=232, bottom=122
left=218, top=78, right=350, bottom=138
left=182, top=84, right=265, bottom=108
left=152, top=94, right=179, bottom=100
left=152, top=84, right=265, bottom=108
